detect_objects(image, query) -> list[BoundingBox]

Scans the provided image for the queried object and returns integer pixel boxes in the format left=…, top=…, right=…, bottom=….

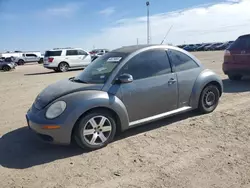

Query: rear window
left=229, top=36, right=250, bottom=50
left=44, top=51, right=62, bottom=57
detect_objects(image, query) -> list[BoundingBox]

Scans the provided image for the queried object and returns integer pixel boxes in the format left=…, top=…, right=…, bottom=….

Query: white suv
left=43, top=48, right=91, bottom=72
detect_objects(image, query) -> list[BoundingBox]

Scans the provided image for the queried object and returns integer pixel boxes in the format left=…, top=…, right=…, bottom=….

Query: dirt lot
left=0, top=51, right=250, bottom=188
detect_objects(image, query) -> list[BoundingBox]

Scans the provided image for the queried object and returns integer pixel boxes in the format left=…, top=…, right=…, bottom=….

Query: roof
left=239, top=34, right=250, bottom=38
left=111, top=44, right=156, bottom=54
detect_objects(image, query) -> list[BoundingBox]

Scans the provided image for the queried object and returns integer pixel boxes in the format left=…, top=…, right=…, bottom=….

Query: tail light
left=48, top=58, right=54, bottom=63
left=224, top=50, right=231, bottom=57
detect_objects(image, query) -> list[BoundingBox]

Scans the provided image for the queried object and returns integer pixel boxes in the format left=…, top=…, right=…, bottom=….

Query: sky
left=0, top=0, right=249, bottom=52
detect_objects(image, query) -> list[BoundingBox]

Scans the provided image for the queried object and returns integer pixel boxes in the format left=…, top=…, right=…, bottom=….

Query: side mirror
left=117, top=73, right=133, bottom=84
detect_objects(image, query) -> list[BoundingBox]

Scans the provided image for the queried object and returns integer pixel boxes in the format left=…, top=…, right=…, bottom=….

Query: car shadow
left=0, top=127, right=84, bottom=169
left=223, top=78, right=250, bottom=93
left=0, top=111, right=199, bottom=169
left=24, top=69, right=83, bottom=76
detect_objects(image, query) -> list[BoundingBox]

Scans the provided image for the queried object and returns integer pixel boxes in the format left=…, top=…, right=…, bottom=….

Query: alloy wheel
left=83, top=116, right=112, bottom=146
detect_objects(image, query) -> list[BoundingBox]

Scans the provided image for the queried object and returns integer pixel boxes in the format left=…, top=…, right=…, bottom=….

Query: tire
left=58, top=62, right=69, bottom=72
left=2, top=65, right=11, bottom=71
left=198, top=84, right=220, bottom=114
left=228, top=74, right=242, bottom=81
left=53, top=68, right=60, bottom=72
left=38, top=58, right=43, bottom=64
left=74, top=110, right=117, bottom=150
left=18, top=59, right=25, bottom=65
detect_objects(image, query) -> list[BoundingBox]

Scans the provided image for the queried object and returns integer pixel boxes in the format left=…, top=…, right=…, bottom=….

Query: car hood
left=34, top=78, right=104, bottom=110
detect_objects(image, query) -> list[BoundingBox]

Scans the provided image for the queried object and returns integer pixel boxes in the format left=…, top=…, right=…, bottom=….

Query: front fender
left=190, top=69, right=223, bottom=108
left=59, top=90, right=129, bottom=134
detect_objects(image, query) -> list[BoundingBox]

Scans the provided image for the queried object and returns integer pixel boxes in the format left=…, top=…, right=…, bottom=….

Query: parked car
left=0, top=58, right=16, bottom=71
left=89, top=49, right=109, bottom=56
left=214, top=41, right=234, bottom=51
left=223, top=34, right=250, bottom=80
left=15, top=52, right=43, bottom=65
left=91, top=52, right=106, bottom=61
left=204, top=43, right=223, bottom=51
left=196, top=43, right=211, bottom=51
left=177, top=45, right=186, bottom=49
left=43, top=48, right=92, bottom=72
left=26, top=44, right=223, bottom=150
left=183, top=44, right=202, bottom=51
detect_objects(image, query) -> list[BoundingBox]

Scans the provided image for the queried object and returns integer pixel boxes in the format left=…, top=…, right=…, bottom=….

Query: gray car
left=0, top=58, right=16, bottom=71
left=26, top=45, right=223, bottom=150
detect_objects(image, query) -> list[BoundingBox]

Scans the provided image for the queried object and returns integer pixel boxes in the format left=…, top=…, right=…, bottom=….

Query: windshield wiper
left=72, top=78, right=88, bottom=84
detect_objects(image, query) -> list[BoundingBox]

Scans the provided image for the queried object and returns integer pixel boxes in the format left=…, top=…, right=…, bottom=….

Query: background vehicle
left=183, top=44, right=199, bottom=51
left=91, top=52, right=106, bottom=61
left=26, top=45, right=222, bottom=150
left=223, top=34, right=250, bottom=80
left=15, top=52, right=43, bottom=65
left=204, top=43, right=223, bottom=51
left=214, top=41, right=234, bottom=51
left=43, top=47, right=91, bottom=72
left=0, top=58, right=16, bottom=71
left=196, top=43, right=211, bottom=51
left=89, top=49, right=109, bottom=56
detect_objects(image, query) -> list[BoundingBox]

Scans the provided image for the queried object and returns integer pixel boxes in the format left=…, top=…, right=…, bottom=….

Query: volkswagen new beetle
left=26, top=45, right=223, bottom=150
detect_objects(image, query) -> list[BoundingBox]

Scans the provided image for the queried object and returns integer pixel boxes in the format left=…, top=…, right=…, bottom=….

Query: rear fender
left=190, top=69, right=223, bottom=108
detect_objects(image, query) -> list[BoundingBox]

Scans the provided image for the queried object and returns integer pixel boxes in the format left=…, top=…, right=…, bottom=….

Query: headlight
left=46, top=101, right=66, bottom=119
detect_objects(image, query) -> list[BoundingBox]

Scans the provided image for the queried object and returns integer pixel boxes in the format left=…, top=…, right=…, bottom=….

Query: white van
left=43, top=48, right=91, bottom=72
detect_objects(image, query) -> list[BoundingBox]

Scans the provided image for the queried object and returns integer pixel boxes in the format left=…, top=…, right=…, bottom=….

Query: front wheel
left=74, top=110, right=117, bottom=150
left=198, top=84, right=220, bottom=114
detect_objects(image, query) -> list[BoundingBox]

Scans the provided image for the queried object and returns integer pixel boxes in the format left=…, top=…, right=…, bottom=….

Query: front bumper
left=26, top=107, right=72, bottom=145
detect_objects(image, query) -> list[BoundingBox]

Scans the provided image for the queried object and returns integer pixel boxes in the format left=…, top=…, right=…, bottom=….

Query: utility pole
left=146, top=1, right=150, bottom=44
left=137, top=38, right=139, bottom=45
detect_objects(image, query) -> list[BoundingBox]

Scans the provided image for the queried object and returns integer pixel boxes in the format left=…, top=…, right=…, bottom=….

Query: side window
left=66, top=50, right=78, bottom=56
left=26, top=54, right=37, bottom=57
left=119, top=49, right=171, bottom=80
left=78, top=50, right=88, bottom=55
left=168, top=49, right=199, bottom=72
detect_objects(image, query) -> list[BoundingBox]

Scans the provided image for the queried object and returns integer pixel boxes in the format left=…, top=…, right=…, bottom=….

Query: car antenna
left=160, top=25, right=173, bottom=45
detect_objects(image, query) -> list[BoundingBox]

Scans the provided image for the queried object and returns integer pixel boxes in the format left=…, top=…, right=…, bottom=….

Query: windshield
left=74, top=52, right=127, bottom=84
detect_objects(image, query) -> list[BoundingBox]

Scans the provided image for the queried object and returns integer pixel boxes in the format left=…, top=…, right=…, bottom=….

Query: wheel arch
left=190, top=69, right=223, bottom=108
left=59, top=61, right=69, bottom=67
left=71, top=106, right=122, bottom=142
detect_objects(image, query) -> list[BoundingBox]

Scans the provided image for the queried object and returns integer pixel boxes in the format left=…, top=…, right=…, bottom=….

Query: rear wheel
left=198, top=84, right=220, bottom=114
left=228, top=74, right=242, bottom=81
left=18, top=59, right=25, bottom=65
left=2, top=65, right=11, bottom=71
left=74, top=110, right=116, bottom=150
left=38, top=58, right=43, bottom=64
left=58, top=62, right=69, bottom=72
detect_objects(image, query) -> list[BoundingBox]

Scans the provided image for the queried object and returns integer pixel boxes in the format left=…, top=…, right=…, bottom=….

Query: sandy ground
left=0, top=51, right=250, bottom=188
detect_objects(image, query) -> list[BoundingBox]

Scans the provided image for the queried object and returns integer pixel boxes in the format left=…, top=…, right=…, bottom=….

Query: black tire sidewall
left=3, top=66, right=10, bottom=71
left=199, top=85, right=220, bottom=114
left=18, top=60, right=24, bottom=65
left=75, top=111, right=116, bottom=150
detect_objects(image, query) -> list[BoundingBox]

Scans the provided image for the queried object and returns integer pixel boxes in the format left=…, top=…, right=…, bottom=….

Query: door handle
left=168, top=78, right=176, bottom=85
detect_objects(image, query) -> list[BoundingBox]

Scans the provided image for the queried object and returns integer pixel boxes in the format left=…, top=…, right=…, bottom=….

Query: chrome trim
left=129, top=106, right=192, bottom=126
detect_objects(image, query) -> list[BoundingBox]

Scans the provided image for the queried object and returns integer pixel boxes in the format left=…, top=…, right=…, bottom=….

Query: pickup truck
left=15, top=52, right=44, bottom=65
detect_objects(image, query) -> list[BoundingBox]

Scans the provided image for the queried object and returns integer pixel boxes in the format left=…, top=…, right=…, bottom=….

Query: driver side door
left=117, top=49, right=178, bottom=124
